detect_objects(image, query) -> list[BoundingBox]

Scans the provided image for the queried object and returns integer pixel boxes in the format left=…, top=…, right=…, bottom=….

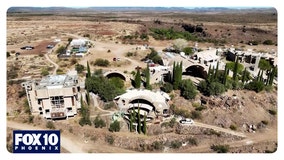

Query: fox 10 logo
left=13, top=130, right=60, bottom=153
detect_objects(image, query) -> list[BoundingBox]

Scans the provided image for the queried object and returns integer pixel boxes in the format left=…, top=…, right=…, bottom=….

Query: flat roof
left=36, top=74, right=78, bottom=89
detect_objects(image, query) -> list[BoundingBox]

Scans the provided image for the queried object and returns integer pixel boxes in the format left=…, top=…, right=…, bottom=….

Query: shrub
left=41, top=68, right=49, bottom=76
left=105, top=135, right=114, bottom=145
left=261, top=120, right=269, bottom=125
left=268, top=109, right=277, bottom=115
left=263, top=39, right=274, bottom=45
left=229, top=124, right=237, bottom=131
left=160, top=82, right=173, bottom=93
left=28, top=115, right=34, bottom=123
left=190, top=110, right=202, bottom=120
left=170, top=140, right=182, bottom=149
left=18, top=90, right=26, bottom=98
left=94, top=58, right=110, bottom=67
left=75, top=64, right=85, bottom=73
left=195, top=105, right=207, bottom=111
left=152, top=141, right=164, bottom=150
left=56, top=68, right=64, bottom=75
left=210, top=144, right=230, bottom=153
left=109, top=120, right=120, bottom=132
left=187, top=137, right=198, bottom=146
left=56, top=46, right=65, bottom=54
left=46, top=121, right=55, bottom=129
left=245, top=80, right=265, bottom=93
left=93, top=115, right=106, bottom=128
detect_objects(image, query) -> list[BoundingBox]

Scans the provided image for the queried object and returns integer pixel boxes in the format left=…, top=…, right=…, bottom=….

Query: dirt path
left=193, top=121, right=247, bottom=138
left=45, top=50, right=59, bottom=75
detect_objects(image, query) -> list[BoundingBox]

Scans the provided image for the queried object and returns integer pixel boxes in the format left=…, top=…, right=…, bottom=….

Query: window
left=50, top=96, right=64, bottom=108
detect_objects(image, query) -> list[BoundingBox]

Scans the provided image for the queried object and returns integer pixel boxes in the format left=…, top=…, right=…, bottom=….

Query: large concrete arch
left=183, top=64, right=209, bottom=79
left=103, top=70, right=128, bottom=81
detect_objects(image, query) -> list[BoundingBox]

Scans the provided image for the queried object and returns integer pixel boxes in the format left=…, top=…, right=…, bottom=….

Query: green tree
left=173, top=61, right=183, bottom=89
left=134, top=69, right=141, bottom=88
left=183, top=47, right=194, bottom=55
left=179, top=79, right=198, bottom=99
left=109, top=77, right=124, bottom=89
left=258, top=59, right=272, bottom=71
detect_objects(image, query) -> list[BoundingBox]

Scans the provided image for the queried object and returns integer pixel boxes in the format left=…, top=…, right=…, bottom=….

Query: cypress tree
left=268, top=67, right=277, bottom=86
left=172, top=61, right=176, bottom=84
left=260, top=70, right=264, bottom=82
left=214, top=62, right=219, bottom=81
left=137, top=106, right=141, bottom=134
left=134, top=69, right=141, bottom=88
left=256, top=69, right=261, bottom=82
left=86, top=91, right=90, bottom=105
left=223, top=65, right=228, bottom=85
left=233, top=56, right=239, bottom=81
left=207, top=65, right=212, bottom=82
left=242, top=68, right=247, bottom=83
left=145, top=64, right=150, bottom=89
left=129, top=110, right=133, bottom=132
left=86, top=61, right=91, bottom=78
left=178, top=61, right=183, bottom=83
left=143, top=113, right=147, bottom=135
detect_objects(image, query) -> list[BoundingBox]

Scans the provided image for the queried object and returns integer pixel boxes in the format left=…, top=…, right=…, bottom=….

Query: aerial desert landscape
left=6, top=7, right=277, bottom=154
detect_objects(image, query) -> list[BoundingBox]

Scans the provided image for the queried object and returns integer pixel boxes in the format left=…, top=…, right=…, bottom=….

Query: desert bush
left=210, top=144, right=230, bottom=153
left=268, top=109, right=277, bottom=115
left=187, top=137, right=198, bottom=146
left=94, top=58, right=110, bottom=67
left=229, top=124, right=237, bottom=131
left=46, top=121, right=55, bottom=129
left=170, top=140, right=182, bottom=149
left=93, top=115, right=106, bottom=128
left=151, top=141, right=164, bottom=150
left=105, top=135, right=114, bottom=145
left=109, top=120, right=120, bottom=132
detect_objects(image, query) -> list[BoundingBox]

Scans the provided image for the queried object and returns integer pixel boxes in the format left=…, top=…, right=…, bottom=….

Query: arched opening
left=105, top=72, right=126, bottom=81
left=184, top=65, right=208, bottom=79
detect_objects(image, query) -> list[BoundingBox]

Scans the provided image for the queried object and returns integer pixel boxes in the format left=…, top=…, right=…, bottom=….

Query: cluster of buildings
left=58, top=39, right=89, bottom=58
left=20, top=38, right=277, bottom=133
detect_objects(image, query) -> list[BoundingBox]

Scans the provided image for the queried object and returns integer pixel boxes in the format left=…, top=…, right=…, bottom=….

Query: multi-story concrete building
left=21, top=72, right=81, bottom=119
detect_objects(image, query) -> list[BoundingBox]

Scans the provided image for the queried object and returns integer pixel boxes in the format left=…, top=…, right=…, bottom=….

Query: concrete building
left=114, top=89, right=171, bottom=125
left=21, top=72, right=82, bottom=119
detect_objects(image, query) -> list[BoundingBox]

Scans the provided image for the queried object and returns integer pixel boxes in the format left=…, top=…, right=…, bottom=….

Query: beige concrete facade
left=22, top=73, right=81, bottom=119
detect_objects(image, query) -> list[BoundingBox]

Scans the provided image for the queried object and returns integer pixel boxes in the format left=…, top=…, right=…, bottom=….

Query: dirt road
left=45, top=50, right=59, bottom=75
